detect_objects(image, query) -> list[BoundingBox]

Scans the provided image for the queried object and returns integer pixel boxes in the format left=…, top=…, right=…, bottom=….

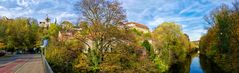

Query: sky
left=0, top=0, right=235, bottom=41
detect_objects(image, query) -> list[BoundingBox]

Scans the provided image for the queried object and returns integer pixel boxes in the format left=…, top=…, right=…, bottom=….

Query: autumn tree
left=0, top=18, right=7, bottom=49
left=75, top=0, right=127, bottom=50
left=61, top=21, right=74, bottom=31
left=141, top=40, right=154, bottom=60
left=200, top=1, right=239, bottom=72
left=75, top=0, right=126, bottom=68
left=73, top=0, right=159, bottom=72
left=152, top=22, right=190, bottom=72
left=0, top=17, right=40, bottom=52
left=45, top=21, right=87, bottom=73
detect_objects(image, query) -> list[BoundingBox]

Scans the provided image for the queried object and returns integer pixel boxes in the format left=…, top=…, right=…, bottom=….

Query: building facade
left=125, top=22, right=150, bottom=33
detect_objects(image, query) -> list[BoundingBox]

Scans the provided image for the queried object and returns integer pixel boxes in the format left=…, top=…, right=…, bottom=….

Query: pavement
left=0, top=54, right=44, bottom=73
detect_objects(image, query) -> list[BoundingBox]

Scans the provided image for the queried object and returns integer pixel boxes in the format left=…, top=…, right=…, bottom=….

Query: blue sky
left=0, top=0, right=234, bottom=41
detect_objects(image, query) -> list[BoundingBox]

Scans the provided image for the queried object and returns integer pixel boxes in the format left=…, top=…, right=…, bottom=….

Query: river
left=167, top=50, right=238, bottom=73
left=167, top=52, right=204, bottom=73
left=190, top=56, right=203, bottom=73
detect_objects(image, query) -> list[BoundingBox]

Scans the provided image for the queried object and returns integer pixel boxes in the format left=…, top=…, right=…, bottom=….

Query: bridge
left=0, top=54, right=53, bottom=73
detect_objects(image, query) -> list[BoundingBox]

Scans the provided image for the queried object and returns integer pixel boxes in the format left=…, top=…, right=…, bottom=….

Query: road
left=0, top=54, right=44, bottom=73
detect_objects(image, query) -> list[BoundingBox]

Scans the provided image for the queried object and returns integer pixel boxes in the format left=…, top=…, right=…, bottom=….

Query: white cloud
left=0, top=12, right=12, bottom=17
left=56, top=12, right=76, bottom=19
left=147, top=16, right=202, bottom=27
left=179, top=2, right=200, bottom=14
left=16, top=0, right=41, bottom=7
left=0, top=6, right=12, bottom=17
left=184, top=28, right=207, bottom=41
left=10, top=7, right=23, bottom=11
left=53, top=12, right=78, bottom=23
left=0, top=6, right=5, bottom=9
left=0, top=5, right=34, bottom=18
left=147, top=17, right=165, bottom=28
left=17, top=0, right=29, bottom=7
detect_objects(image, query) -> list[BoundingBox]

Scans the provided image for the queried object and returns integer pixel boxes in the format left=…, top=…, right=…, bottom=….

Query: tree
left=152, top=22, right=190, bottom=71
left=75, top=0, right=128, bottom=50
left=76, top=0, right=130, bottom=51
left=0, top=18, right=7, bottom=49
left=200, top=1, right=239, bottom=72
left=48, top=23, right=60, bottom=38
left=0, top=17, right=40, bottom=52
left=75, top=0, right=127, bottom=70
left=73, top=0, right=159, bottom=72
left=141, top=40, right=154, bottom=60
left=61, top=21, right=74, bottom=31
left=75, top=0, right=126, bottom=25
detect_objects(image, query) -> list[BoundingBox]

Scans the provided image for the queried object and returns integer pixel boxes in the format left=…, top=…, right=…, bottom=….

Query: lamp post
left=42, top=15, right=50, bottom=56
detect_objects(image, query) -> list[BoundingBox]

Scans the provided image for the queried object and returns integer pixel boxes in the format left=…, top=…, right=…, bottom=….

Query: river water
left=170, top=51, right=239, bottom=73
left=190, top=56, right=203, bottom=73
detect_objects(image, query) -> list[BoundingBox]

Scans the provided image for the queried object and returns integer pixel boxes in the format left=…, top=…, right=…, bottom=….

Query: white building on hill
left=125, top=22, right=150, bottom=33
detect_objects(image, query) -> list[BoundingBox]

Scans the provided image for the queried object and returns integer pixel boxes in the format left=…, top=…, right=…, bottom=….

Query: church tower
left=39, top=14, right=51, bottom=28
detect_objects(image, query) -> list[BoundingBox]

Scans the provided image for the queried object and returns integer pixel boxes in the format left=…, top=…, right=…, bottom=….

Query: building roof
left=125, top=22, right=149, bottom=29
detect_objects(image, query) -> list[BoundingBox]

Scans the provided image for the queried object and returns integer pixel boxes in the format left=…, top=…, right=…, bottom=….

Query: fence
left=41, top=54, right=54, bottom=73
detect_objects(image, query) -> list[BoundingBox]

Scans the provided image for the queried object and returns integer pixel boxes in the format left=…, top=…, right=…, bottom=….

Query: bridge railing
left=41, top=54, right=54, bottom=73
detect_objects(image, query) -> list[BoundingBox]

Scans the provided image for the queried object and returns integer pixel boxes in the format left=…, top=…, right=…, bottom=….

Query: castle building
left=124, top=22, right=150, bottom=33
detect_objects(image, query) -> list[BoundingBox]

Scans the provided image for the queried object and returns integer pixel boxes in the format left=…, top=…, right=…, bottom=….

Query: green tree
left=0, top=18, right=7, bottom=49
left=200, top=1, right=239, bottom=72
left=141, top=40, right=154, bottom=60
left=75, top=0, right=128, bottom=72
left=0, top=17, right=40, bottom=52
left=48, top=23, right=60, bottom=38
left=152, top=22, right=190, bottom=72
left=73, top=0, right=158, bottom=72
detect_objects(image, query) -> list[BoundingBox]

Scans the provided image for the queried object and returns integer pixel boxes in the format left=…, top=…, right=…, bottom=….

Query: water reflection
left=166, top=52, right=202, bottom=73
left=199, top=55, right=223, bottom=73
left=167, top=51, right=239, bottom=73
left=190, top=57, right=203, bottom=73
left=167, top=55, right=192, bottom=73
left=199, top=54, right=239, bottom=73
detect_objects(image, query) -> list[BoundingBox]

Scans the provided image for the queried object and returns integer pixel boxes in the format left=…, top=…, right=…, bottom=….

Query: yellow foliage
left=0, top=43, right=5, bottom=49
left=74, top=53, right=90, bottom=70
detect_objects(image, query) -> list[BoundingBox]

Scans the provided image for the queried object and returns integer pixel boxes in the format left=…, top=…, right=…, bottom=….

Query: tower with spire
left=54, top=18, right=57, bottom=24
left=39, top=14, right=51, bottom=28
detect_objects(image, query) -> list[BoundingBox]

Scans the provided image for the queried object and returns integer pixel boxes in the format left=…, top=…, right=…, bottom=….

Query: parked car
left=0, top=50, right=6, bottom=57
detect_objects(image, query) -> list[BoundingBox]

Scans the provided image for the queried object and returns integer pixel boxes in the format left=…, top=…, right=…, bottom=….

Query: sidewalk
left=0, top=54, right=44, bottom=73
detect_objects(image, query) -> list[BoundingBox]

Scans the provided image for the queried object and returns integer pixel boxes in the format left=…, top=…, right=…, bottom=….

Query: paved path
left=0, top=54, right=44, bottom=73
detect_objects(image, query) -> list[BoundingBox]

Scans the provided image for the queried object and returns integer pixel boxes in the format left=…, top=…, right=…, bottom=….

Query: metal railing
left=41, top=54, right=54, bottom=73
